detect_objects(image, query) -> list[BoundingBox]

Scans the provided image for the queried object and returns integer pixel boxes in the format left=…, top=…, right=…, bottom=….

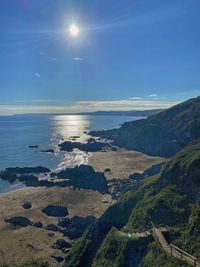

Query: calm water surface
left=0, top=114, right=141, bottom=193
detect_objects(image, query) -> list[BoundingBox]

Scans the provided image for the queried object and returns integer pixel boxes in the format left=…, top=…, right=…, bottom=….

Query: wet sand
left=88, top=147, right=165, bottom=180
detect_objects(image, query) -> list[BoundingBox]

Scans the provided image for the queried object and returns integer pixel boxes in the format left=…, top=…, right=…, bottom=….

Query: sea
left=0, top=114, right=141, bottom=193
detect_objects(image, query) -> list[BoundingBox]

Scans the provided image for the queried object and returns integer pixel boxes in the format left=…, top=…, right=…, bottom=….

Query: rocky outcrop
left=59, top=140, right=109, bottom=152
left=5, top=166, right=51, bottom=174
left=58, top=215, right=96, bottom=239
left=54, top=239, right=72, bottom=250
left=42, top=205, right=69, bottom=217
left=0, top=166, right=50, bottom=184
left=104, top=168, right=111, bottom=173
left=0, top=171, right=17, bottom=183
left=129, top=162, right=165, bottom=181
left=108, top=178, right=138, bottom=200
left=32, top=221, right=43, bottom=228
left=56, top=165, right=108, bottom=193
left=46, top=224, right=60, bottom=232
left=5, top=216, right=31, bottom=227
left=22, top=202, right=32, bottom=209
left=40, top=149, right=55, bottom=153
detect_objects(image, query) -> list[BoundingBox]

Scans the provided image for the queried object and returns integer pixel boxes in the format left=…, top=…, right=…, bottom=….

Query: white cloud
left=149, top=94, right=158, bottom=97
left=34, top=72, right=41, bottom=78
left=73, top=57, right=83, bottom=61
left=128, top=97, right=142, bottom=100
left=51, top=57, right=58, bottom=61
left=0, top=99, right=180, bottom=115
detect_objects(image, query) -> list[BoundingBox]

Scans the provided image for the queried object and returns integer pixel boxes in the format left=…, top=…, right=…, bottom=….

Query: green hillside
left=90, top=96, right=200, bottom=157
left=64, top=139, right=200, bottom=267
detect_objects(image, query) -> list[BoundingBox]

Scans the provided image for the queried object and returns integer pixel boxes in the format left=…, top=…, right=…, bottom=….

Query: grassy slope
left=92, top=227, right=150, bottom=267
left=141, top=242, right=191, bottom=267
left=65, top=139, right=200, bottom=266
left=91, top=96, right=200, bottom=157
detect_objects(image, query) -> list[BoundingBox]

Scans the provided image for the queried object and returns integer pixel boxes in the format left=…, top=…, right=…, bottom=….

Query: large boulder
left=42, top=205, right=69, bottom=217
left=22, top=202, right=32, bottom=209
left=46, top=224, right=60, bottom=232
left=33, top=221, right=43, bottom=228
left=4, top=216, right=31, bottom=227
left=55, top=239, right=72, bottom=250
left=52, top=256, right=64, bottom=263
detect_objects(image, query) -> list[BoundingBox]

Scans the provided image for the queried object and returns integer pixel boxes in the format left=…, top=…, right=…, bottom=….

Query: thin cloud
left=35, top=72, right=41, bottom=77
left=0, top=99, right=180, bottom=115
left=128, top=97, right=143, bottom=100
left=149, top=94, right=158, bottom=97
left=73, top=57, right=83, bottom=61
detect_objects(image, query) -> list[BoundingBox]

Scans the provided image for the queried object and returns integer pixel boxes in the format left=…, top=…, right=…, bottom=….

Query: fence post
left=170, top=244, right=172, bottom=256
left=194, top=259, right=196, bottom=267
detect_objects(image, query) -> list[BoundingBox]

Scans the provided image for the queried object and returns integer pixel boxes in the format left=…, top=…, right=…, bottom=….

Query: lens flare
left=69, top=24, right=80, bottom=37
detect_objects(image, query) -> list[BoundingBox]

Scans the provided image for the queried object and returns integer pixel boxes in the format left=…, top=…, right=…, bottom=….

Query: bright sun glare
left=69, top=24, right=80, bottom=37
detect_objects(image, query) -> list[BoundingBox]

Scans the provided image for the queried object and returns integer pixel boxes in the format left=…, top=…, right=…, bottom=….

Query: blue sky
left=0, top=0, right=200, bottom=114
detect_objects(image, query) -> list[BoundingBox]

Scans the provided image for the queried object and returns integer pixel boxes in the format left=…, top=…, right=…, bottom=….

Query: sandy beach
left=0, top=147, right=165, bottom=265
left=0, top=187, right=113, bottom=266
left=88, top=147, right=165, bottom=180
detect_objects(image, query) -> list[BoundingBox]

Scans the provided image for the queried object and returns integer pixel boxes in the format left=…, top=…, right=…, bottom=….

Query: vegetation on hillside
left=65, top=138, right=200, bottom=266
left=91, top=96, right=200, bottom=157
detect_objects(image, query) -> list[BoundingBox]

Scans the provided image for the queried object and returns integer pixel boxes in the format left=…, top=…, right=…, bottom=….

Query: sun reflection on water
left=51, top=115, right=91, bottom=143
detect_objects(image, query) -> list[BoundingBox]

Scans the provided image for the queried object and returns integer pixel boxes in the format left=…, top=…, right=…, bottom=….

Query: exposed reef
left=58, top=140, right=110, bottom=152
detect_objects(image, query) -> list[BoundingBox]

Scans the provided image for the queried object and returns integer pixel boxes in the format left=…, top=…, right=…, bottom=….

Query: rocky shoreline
left=0, top=137, right=165, bottom=265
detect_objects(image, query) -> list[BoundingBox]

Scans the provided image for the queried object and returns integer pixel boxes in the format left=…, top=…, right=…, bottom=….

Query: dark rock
left=52, top=256, right=64, bottom=263
left=87, top=138, right=96, bottom=143
left=5, top=166, right=51, bottom=174
left=33, top=221, right=43, bottom=228
left=55, top=239, right=72, bottom=250
left=28, top=145, right=39, bottom=148
left=58, top=140, right=109, bottom=152
left=104, top=168, right=111, bottom=173
left=0, top=171, right=17, bottom=183
left=58, top=218, right=70, bottom=228
left=56, top=165, right=108, bottom=193
left=59, top=215, right=96, bottom=239
left=40, top=149, right=55, bottom=153
left=108, top=178, right=138, bottom=200
left=5, top=216, right=31, bottom=227
left=129, top=162, right=165, bottom=181
left=129, top=172, right=144, bottom=181
left=18, top=174, right=38, bottom=183
left=22, top=202, right=32, bottom=209
left=42, top=205, right=69, bottom=217
left=46, top=224, right=60, bottom=232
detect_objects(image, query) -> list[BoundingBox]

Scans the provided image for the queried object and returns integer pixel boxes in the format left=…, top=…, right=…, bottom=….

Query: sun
left=69, top=24, right=80, bottom=37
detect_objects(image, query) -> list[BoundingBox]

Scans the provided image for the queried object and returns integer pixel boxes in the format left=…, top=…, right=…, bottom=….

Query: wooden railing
left=170, top=244, right=198, bottom=267
left=150, top=222, right=199, bottom=267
